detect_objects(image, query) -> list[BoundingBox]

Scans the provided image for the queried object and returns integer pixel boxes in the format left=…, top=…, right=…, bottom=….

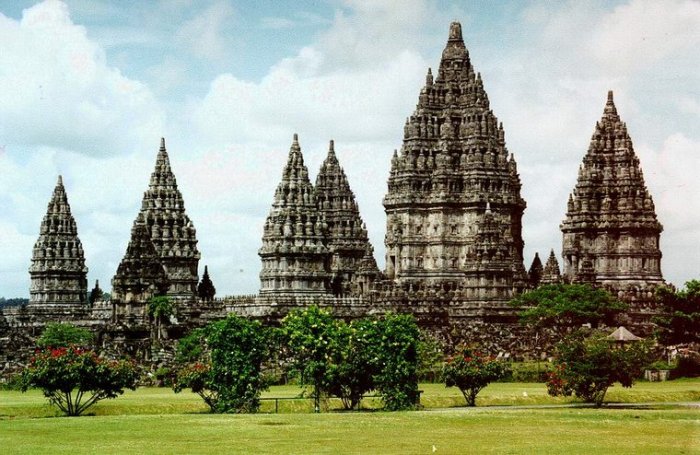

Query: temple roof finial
left=604, top=90, right=618, bottom=117
left=160, top=137, right=166, bottom=151
left=57, top=175, right=63, bottom=186
left=449, top=21, right=463, bottom=42
left=329, top=139, right=335, bottom=155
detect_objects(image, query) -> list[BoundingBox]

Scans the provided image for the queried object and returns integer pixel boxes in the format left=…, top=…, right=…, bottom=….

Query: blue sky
left=0, top=0, right=698, bottom=298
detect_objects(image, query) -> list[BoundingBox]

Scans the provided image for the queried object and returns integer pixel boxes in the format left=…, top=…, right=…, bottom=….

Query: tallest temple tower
left=383, top=22, right=527, bottom=297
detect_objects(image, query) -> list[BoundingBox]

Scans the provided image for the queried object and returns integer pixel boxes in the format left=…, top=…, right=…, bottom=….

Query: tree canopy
left=546, top=329, right=651, bottom=407
left=173, top=314, right=269, bottom=413
left=509, top=284, right=627, bottom=332
left=654, top=280, right=700, bottom=345
left=21, top=347, right=138, bottom=416
left=37, top=323, right=93, bottom=348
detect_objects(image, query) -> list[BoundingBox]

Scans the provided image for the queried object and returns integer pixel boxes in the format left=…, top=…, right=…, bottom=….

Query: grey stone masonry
left=259, top=134, right=331, bottom=295
left=136, top=138, right=200, bottom=299
left=315, top=140, right=380, bottom=296
left=561, top=91, right=664, bottom=291
left=383, top=21, right=527, bottom=297
left=29, top=175, right=88, bottom=307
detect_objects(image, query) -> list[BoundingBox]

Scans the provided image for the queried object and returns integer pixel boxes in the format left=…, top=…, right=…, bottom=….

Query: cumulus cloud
left=0, top=0, right=164, bottom=156
left=175, top=1, right=235, bottom=60
left=1, top=0, right=698, bottom=298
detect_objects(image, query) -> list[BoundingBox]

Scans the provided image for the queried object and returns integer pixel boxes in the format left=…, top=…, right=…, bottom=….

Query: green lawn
left=1, top=381, right=698, bottom=454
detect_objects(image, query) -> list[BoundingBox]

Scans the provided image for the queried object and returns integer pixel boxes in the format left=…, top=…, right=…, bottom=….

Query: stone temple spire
left=315, top=140, right=380, bottom=296
left=29, top=176, right=88, bottom=306
left=561, top=91, right=663, bottom=289
left=540, top=249, right=562, bottom=285
left=383, top=21, right=527, bottom=296
left=528, top=253, right=543, bottom=287
left=259, top=134, right=330, bottom=295
left=133, top=138, right=201, bottom=299
left=112, top=214, right=169, bottom=304
left=197, top=265, right=216, bottom=301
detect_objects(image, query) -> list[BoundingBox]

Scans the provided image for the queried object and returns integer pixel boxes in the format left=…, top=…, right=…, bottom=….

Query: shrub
left=372, top=313, right=420, bottom=410
left=325, top=318, right=376, bottom=410
left=443, top=347, right=510, bottom=406
left=671, top=354, right=700, bottom=379
left=279, top=308, right=421, bottom=411
left=546, top=330, right=651, bottom=407
left=508, top=362, right=550, bottom=383
left=173, top=314, right=269, bottom=413
left=20, top=347, right=138, bottom=416
left=36, top=323, right=93, bottom=348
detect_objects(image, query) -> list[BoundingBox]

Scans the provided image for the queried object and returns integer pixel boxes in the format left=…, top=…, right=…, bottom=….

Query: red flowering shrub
left=20, top=347, right=138, bottom=416
left=443, top=347, right=509, bottom=406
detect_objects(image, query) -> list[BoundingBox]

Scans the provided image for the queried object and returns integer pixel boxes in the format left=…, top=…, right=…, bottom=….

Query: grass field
left=1, top=380, right=699, bottom=454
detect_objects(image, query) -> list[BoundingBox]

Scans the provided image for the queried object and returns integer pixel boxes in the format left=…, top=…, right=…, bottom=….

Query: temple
left=134, top=138, right=200, bottom=299
left=29, top=176, right=88, bottom=309
left=383, top=21, right=527, bottom=300
left=315, top=140, right=379, bottom=296
left=540, top=250, right=563, bottom=285
left=561, top=91, right=664, bottom=293
left=0, top=21, right=676, bottom=376
left=258, top=134, right=331, bottom=295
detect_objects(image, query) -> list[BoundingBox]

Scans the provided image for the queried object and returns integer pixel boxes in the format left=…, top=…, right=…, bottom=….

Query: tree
left=147, top=296, right=173, bottom=340
left=279, top=309, right=421, bottom=412
left=173, top=314, right=269, bottom=413
left=417, top=331, right=444, bottom=383
left=443, top=347, right=510, bottom=406
left=509, top=284, right=627, bottom=333
left=654, top=280, right=700, bottom=345
left=546, top=329, right=651, bottom=407
left=371, top=313, right=421, bottom=410
left=37, top=323, right=93, bottom=348
left=325, top=318, right=377, bottom=410
left=279, top=306, right=341, bottom=412
left=20, top=347, right=138, bottom=416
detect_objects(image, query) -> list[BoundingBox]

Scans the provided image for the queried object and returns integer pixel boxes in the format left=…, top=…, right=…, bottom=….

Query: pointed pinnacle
left=160, top=137, right=166, bottom=151
left=57, top=175, right=63, bottom=187
left=448, top=21, right=463, bottom=42
left=328, top=139, right=335, bottom=155
left=604, top=90, right=618, bottom=116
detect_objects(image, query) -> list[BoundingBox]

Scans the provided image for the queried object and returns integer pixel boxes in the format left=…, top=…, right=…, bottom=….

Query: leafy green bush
left=671, top=355, right=700, bottom=379
left=20, top=347, right=138, bottom=416
left=173, top=314, right=269, bottom=413
left=417, top=331, right=444, bottom=383
left=279, top=306, right=341, bottom=412
left=371, top=313, right=420, bottom=410
left=279, top=308, right=420, bottom=411
left=507, top=362, right=550, bottom=383
left=546, top=330, right=652, bottom=407
left=443, top=347, right=510, bottom=406
left=36, top=323, right=93, bottom=348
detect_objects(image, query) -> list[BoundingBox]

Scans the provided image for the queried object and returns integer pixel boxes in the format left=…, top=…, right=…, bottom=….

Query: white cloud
left=1, top=0, right=698, bottom=298
left=175, top=1, right=235, bottom=60
left=589, top=0, right=700, bottom=74
left=0, top=0, right=164, bottom=157
left=636, top=134, right=700, bottom=286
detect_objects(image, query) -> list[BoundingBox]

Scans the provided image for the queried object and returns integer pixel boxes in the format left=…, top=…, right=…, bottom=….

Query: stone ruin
left=0, top=22, right=669, bottom=374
